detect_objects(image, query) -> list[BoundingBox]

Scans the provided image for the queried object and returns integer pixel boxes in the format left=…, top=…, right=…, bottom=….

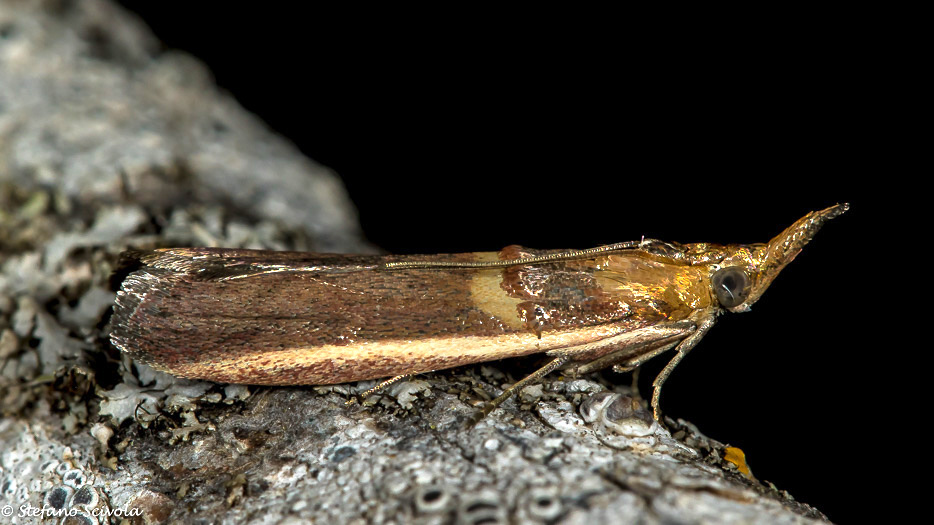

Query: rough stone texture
left=0, top=0, right=363, bottom=253
left=0, top=1, right=829, bottom=523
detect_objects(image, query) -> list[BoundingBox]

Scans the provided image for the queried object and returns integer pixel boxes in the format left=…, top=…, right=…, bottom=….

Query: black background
left=115, top=4, right=881, bottom=522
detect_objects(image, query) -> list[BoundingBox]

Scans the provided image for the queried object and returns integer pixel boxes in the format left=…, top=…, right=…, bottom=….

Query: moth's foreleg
left=565, top=337, right=682, bottom=413
left=562, top=323, right=694, bottom=409
left=650, top=315, right=717, bottom=421
left=613, top=342, right=681, bottom=405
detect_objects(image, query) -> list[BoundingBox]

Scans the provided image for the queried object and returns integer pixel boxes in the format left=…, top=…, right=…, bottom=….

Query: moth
left=111, top=203, right=847, bottom=422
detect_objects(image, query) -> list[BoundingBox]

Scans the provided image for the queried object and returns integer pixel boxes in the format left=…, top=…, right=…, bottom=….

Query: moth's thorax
left=596, top=252, right=713, bottom=321
left=468, top=247, right=713, bottom=337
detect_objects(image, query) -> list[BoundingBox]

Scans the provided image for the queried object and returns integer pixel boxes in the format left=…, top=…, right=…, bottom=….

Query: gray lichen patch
left=0, top=418, right=113, bottom=523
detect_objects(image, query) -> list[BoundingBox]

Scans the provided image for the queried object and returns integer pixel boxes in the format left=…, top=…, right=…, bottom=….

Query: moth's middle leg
left=467, top=356, right=569, bottom=427
left=563, top=336, right=683, bottom=409
left=565, top=334, right=688, bottom=377
left=468, top=322, right=696, bottom=425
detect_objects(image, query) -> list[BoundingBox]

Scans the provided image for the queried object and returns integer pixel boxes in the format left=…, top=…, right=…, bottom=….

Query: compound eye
left=712, top=267, right=750, bottom=308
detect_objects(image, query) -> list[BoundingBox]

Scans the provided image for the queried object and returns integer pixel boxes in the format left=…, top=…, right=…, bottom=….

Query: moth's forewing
left=112, top=248, right=671, bottom=385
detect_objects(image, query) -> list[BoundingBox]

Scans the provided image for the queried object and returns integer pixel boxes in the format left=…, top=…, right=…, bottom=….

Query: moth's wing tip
left=110, top=249, right=154, bottom=290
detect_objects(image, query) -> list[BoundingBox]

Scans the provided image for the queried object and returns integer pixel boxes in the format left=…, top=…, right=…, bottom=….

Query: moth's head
left=702, top=203, right=849, bottom=313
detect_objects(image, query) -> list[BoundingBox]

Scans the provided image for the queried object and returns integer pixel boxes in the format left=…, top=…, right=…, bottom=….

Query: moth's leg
left=549, top=320, right=696, bottom=371
left=650, top=315, right=717, bottom=420
left=568, top=338, right=680, bottom=407
left=468, top=321, right=696, bottom=425
left=629, top=367, right=642, bottom=403
left=612, top=341, right=681, bottom=373
left=346, top=374, right=415, bottom=406
left=614, top=340, right=680, bottom=403
left=568, top=331, right=690, bottom=376
left=468, top=356, right=570, bottom=426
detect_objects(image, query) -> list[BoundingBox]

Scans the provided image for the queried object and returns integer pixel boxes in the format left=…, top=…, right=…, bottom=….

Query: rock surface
left=1, top=1, right=828, bottom=523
